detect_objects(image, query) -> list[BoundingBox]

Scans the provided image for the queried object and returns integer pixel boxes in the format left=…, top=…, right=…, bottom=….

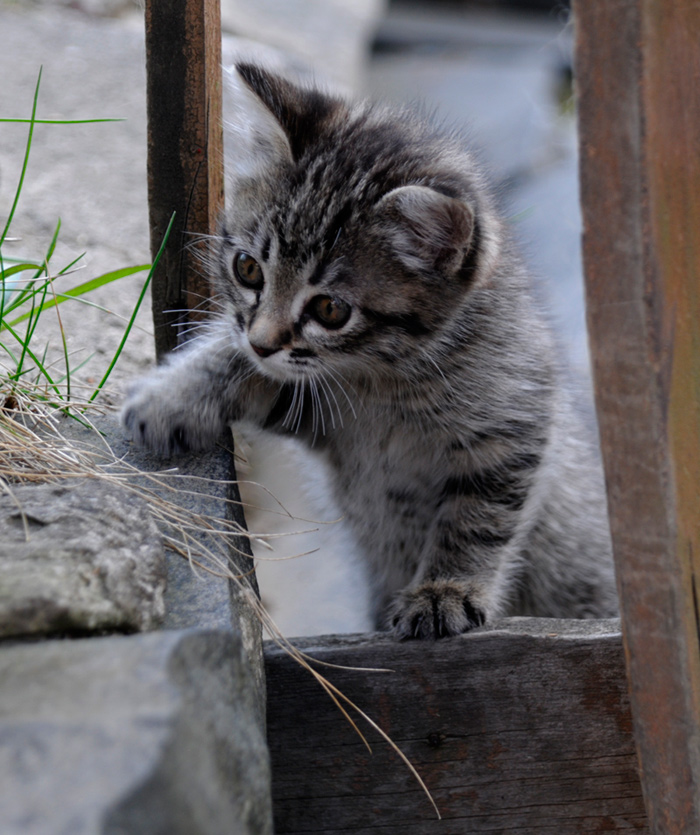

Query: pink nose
left=251, top=342, right=278, bottom=358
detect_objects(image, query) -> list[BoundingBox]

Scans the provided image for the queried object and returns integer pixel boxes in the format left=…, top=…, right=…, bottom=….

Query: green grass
left=0, top=67, right=171, bottom=414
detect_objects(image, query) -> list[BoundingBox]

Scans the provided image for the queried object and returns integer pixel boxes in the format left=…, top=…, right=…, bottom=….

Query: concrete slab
left=0, top=629, right=272, bottom=835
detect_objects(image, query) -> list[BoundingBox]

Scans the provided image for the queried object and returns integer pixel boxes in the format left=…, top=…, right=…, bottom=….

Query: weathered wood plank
left=266, top=619, right=647, bottom=833
left=576, top=1, right=700, bottom=831
left=144, top=0, right=224, bottom=359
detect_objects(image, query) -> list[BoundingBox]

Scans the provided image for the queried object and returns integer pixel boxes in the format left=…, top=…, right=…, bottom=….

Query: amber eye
left=234, top=252, right=264, bottom=290
left=309, top=295, right=352, bottom=329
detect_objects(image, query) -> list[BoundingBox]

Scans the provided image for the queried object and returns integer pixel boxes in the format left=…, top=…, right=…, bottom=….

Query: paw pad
left=389, top=580, right=486, bottom=640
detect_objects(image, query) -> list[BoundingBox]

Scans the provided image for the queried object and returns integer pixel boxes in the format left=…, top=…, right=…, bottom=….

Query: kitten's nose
left=250, top=342, right=279, bottom=359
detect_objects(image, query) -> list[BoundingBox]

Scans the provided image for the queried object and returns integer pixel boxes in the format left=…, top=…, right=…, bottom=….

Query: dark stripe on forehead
left=277, top=230, right=299, bottom=261
left=361, top=307, right=431, bottom=337
left=308, top=261, right=325, bottom=286
left=322, top=200, right=353, bottom=253
left=306, top=201, right=354, bottom=287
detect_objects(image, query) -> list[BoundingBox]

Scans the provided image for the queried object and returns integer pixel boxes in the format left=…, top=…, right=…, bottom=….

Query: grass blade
left=16, top=278, right=49, bottom=380
left=2, top=318, right=61, bottom=400
left=42, top=218, right=62, bottom=267
left=4, top=264, right=149, bottom=329
left=0, top=117, right=124, bottom=125
left=0, top=340, right=19, bottom=367
left=1, top=263, right=42, bottom=280
left=90, top=212, right=175, bottom=401
left=43, top=263, right=71, bottom=400
left=0, top=67, right=41, bottom=248
left=56, top=251, right=86, bottom=276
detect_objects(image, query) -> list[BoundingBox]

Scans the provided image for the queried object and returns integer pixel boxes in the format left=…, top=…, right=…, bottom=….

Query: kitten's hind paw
left=389, top=579, right=486, bottom=640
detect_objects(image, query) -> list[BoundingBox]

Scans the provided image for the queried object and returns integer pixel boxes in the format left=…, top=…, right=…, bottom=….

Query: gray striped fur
left=123, top=64, right=617, bottom=638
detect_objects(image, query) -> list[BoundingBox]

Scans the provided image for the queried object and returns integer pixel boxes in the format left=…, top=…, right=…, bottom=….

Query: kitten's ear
left=225, top=63, right=340, bottom=177
left=223, top=64, right=294, bottom=179
left=376, top=186, right=475, bottom=275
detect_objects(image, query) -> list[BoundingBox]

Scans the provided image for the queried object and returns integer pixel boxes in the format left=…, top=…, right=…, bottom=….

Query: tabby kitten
left=123, top=63, right=618, bottom=638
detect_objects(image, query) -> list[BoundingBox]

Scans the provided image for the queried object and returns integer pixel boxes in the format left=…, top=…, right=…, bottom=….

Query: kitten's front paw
left=122, top=390, right=191, bottom=456
left=121, top=375, right=220, bottom=457
left=388, top=579, right=486, bottom=640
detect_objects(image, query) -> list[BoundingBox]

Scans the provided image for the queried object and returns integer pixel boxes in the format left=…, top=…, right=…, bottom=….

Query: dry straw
left=1, top=65, right=439, bottom=815
left=0, top=391, right=440, bottom=819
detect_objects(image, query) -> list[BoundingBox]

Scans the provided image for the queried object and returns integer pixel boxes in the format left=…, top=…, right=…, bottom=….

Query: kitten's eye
left=309, top=295, right=352, bottom=329
left=234, top=252, right=264, bottom=290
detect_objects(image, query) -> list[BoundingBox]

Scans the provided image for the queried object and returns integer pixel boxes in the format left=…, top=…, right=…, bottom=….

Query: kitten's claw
left=389, top=579, right=486, bottom=640
left=122, top=406, right=193, bottom=456
left=121, top=378, right=212, bottom=456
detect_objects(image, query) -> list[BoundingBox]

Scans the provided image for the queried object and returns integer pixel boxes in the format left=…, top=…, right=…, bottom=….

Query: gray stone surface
left=0, top=479, right=165, bottom=638
left=54, top=412, right=267, bottom=712
left=0, top=629, right=273, bottom=835
left=0, top=2, right=154, bottom=406
left=17, top=0, right=387, bottom=89
left=53, top=415, right=245, bottom=629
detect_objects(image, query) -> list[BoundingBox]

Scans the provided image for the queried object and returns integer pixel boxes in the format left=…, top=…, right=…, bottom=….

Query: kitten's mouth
left=248, top=347, right=312, bottom=383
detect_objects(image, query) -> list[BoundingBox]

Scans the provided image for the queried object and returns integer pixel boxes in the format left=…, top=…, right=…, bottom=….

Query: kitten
left=122, top=63, right=618, bottom=638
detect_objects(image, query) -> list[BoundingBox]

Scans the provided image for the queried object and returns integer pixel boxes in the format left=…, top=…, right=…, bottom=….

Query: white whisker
left=311, top=377, right=326, bottom=436
left=283, top=380, right=299, bottom=430
left=324, top=366, right=358, bottom=420
left=317, top=374, right=340, bottom=430
left=294, top=382, right=305, bottom=433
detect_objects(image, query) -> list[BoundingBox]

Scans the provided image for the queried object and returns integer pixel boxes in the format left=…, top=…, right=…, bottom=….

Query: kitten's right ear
left=223, top=64, right=294, bottom=180
left=376, top=185, right=476, bottom=276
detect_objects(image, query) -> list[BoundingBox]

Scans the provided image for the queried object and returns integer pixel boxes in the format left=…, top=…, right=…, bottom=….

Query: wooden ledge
left=265, top=618, right=647, bottom=834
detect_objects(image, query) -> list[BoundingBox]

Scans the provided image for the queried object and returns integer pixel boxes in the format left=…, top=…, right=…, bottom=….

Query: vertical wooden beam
left=143, top=0, right=262, bottom=712
left=576, top=1, right=700, bottom=830
left=145, top=0, right=224, bottom=359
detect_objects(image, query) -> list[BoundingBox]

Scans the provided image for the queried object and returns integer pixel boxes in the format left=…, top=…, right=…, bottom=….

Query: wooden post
left=576, top=1, right=700, bottom=830
left=144, top=0, right=224, bottom=359
left=142, top=0, right=265, bottom=738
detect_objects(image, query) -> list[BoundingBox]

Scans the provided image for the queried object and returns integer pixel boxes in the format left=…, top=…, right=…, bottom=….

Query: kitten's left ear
left=376, top=185, right=475, bottom=276
left=224, top=63, right=294, bottom=180
left=227, top=62, right=341, bottom=169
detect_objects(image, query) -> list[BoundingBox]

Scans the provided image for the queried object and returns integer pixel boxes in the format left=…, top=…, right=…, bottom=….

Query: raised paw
left=388, top=579, right=486, bottom=640
left=121, top=373, right=220, bottom=457
left=122, top=401, right=193, bottom=456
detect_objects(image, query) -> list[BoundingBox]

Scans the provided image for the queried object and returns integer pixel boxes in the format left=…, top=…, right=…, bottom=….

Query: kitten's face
left=217, top=233, right=370, bottom=383
left=216, top=208, right=440, bottom=384
left=214, top=63, right=494, bottom=385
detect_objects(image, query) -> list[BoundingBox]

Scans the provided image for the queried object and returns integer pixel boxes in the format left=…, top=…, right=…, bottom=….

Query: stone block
left=55, top=412, right=266, bottom=710
left=0, top=479, right=165, bottom=638
left=0, top=629, right=273, bottom=835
